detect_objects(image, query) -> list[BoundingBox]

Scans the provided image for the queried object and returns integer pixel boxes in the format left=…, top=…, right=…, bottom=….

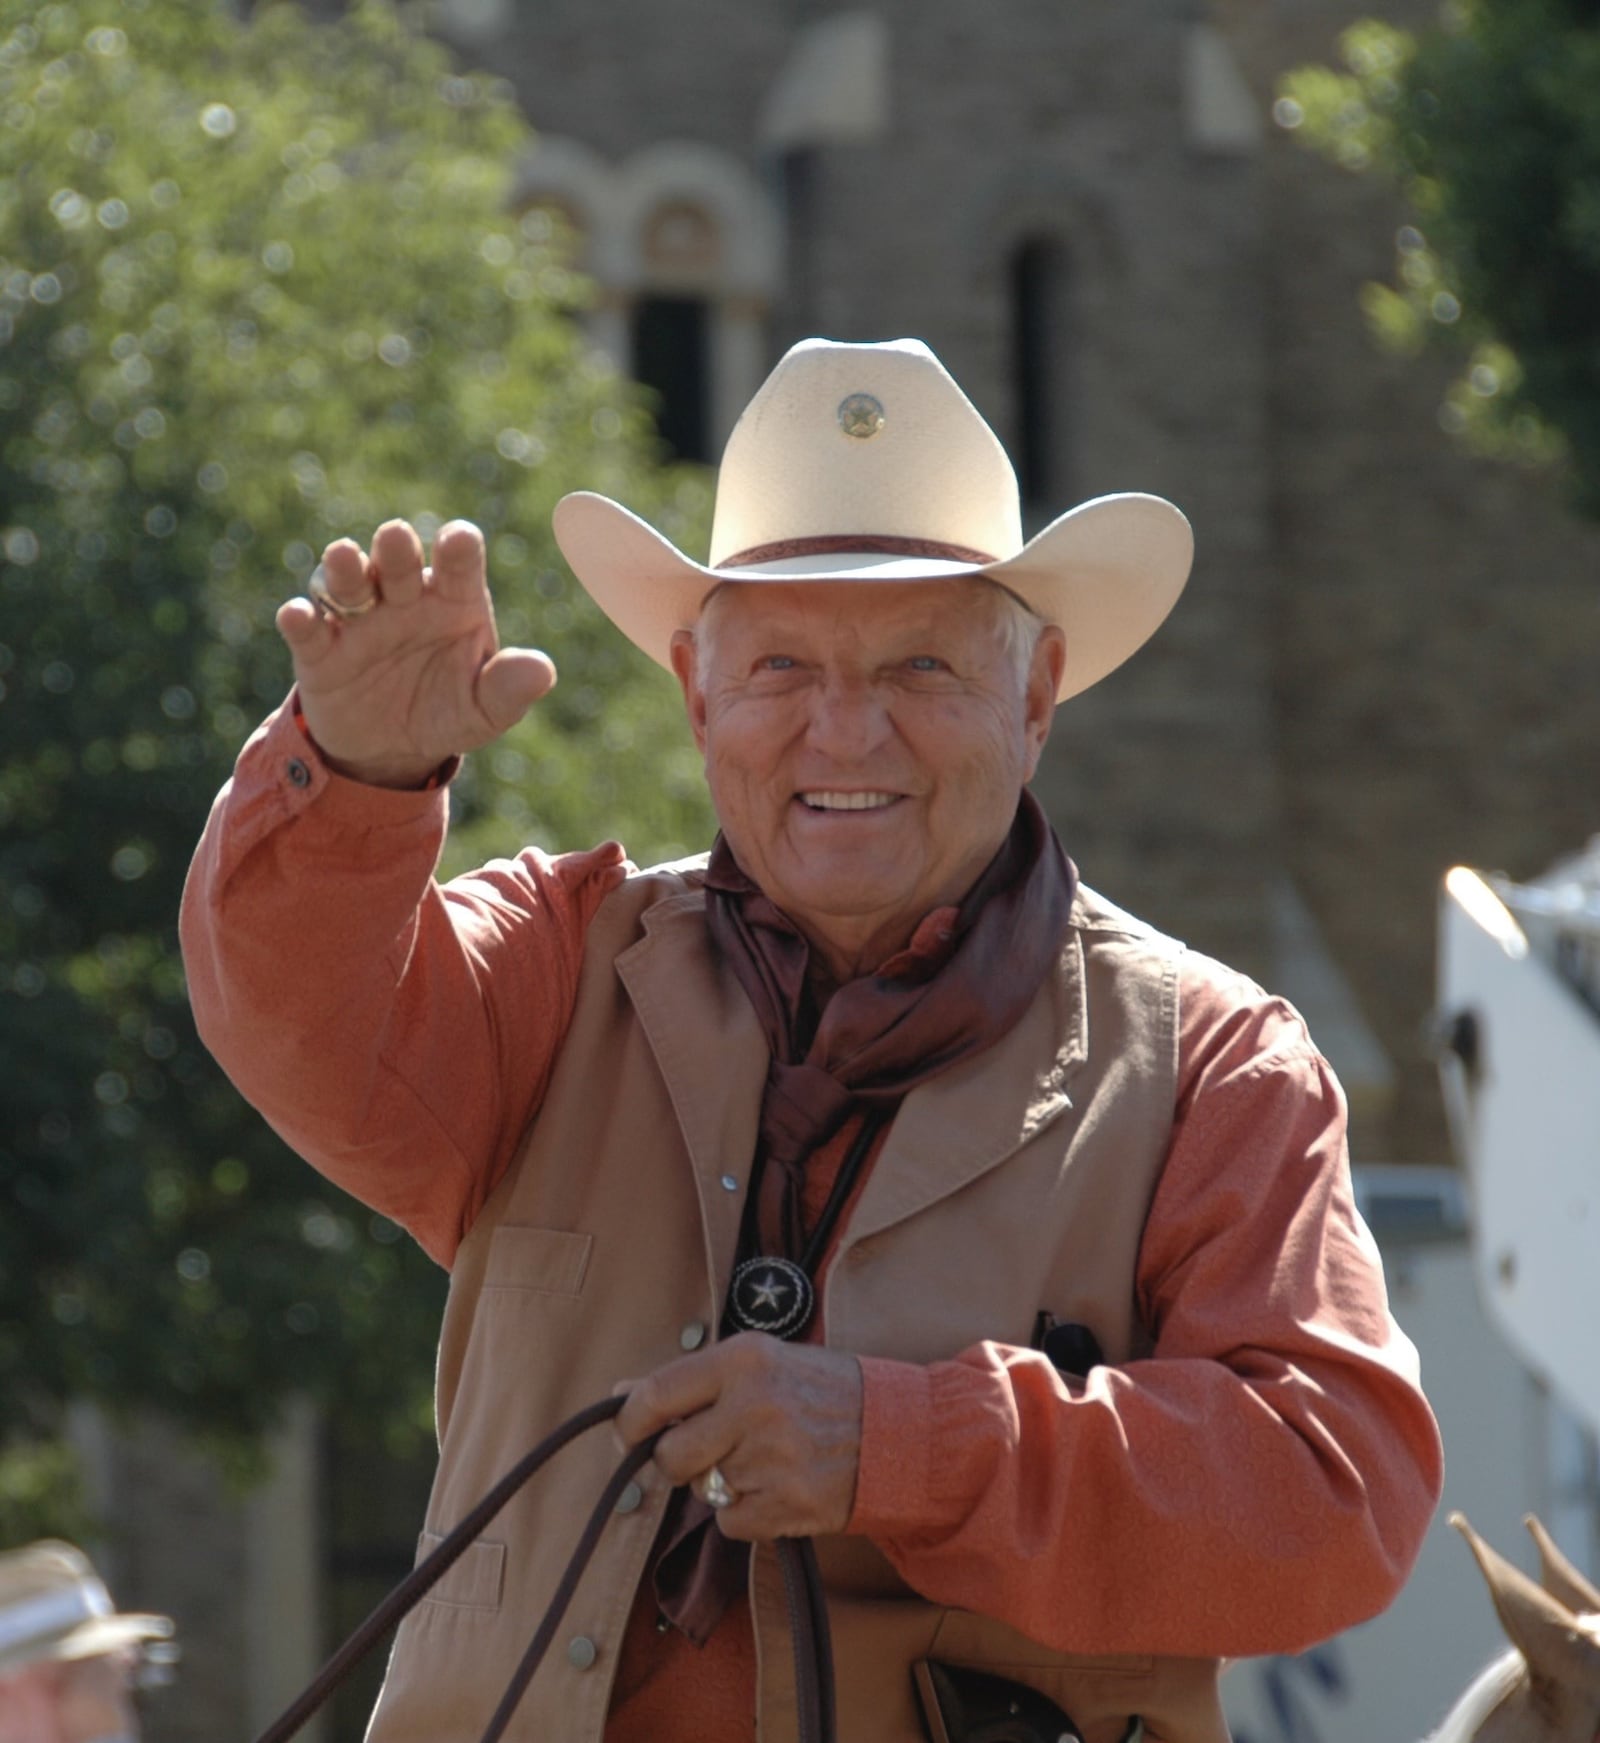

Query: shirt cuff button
left=286, top=757, right=311, bottom=789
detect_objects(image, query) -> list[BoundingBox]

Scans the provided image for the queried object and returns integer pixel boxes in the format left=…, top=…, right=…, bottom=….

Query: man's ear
left=1022, top=625, right=1066, bottom=778
left=669, top=627, right=708, bottom=753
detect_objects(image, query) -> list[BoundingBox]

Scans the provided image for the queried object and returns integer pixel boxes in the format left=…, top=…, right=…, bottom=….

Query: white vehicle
left=1435, top=836, right=1600, bottom=1433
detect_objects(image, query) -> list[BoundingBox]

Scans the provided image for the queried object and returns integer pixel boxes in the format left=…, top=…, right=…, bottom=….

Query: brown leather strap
left=784, top=1536, right=837, bottom=1743
left=250, top=1394, right=837, bottom=1743
left=716, top=532, right=998, bottom=569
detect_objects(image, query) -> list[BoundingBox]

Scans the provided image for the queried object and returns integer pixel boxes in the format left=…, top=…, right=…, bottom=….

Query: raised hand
left=276, top=519, right=556, bottom=789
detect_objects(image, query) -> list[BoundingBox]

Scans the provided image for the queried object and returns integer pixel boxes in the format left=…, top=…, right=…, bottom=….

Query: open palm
left=277, top=519, right=556, bottom=789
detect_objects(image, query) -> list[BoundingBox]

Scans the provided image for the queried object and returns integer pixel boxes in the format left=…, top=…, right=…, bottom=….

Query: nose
left=804, top=669, right=893, bottom=763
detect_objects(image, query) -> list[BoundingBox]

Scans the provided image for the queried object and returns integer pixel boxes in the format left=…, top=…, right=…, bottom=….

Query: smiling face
left=671, top=577, right=1065, bottom=981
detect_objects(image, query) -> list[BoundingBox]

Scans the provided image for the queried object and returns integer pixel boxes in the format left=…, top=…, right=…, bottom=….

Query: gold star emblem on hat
left=837, top=393, right=885, bottom=439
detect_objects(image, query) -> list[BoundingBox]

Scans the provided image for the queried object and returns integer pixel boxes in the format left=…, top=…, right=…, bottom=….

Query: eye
left=757, top=654, right=797, bottom=671
left=906, top=655, right=949, bottom=673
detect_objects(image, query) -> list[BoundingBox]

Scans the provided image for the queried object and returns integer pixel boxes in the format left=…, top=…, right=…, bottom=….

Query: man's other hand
left=615, top=1334, right=863, bottom=1541
left=276, top=519, right=557, bottom=789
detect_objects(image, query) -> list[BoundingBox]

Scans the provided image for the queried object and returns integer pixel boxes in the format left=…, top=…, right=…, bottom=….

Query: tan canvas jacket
left=366, top=864, right=1231, bottom=1743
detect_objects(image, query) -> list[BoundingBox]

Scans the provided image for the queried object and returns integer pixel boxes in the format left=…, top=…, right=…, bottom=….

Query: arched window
left=631, top=293, right=713, bottom=463
left=1008, top=237, right=1071, bottom=515
left=642, top=200, right=721, bottom=280
left=631, top=200, right=720, bottom=461
left=514, top=140, right=781, bottom=459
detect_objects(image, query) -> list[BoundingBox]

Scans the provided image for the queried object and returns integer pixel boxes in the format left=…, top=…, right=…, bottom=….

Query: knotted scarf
left=651, top=790, right=1078, bottom=1644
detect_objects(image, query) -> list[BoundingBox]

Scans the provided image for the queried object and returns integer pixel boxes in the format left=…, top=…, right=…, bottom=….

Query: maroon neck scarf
left=706, top=788, right=1077, bottom=1263
left=650, top=792, right=1078, bottom=1645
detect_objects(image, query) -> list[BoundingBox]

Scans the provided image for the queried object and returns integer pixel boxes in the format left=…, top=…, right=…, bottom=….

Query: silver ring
left=308, top=564, right=379, bottom=620
left=701, top=1465, right=736, bottom=1511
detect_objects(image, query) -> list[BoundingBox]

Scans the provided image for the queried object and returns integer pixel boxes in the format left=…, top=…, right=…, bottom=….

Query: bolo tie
left=722, top=1110, right=887, bottom=1341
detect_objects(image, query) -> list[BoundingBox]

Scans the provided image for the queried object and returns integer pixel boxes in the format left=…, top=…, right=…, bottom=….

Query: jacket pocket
left=481, top=1224, right=593, bottom=1297
left=415, top=1531, right=506, bottom=1612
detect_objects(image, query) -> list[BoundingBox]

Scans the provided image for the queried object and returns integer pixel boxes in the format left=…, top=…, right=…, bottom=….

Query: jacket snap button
left=286, top=757, right=311, bottom=789
left=614, top=1481, right=643, bottom=1515
left=567, top=1635, right=597, bottom=1670
left=679, top=1320, right=706, bottom=1351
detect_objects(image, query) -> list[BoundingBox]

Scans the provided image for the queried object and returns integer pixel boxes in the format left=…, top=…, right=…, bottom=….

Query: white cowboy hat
left=552, top=336, right=1193, bottom=702
left=0, top=1541, right=173, bottom=1676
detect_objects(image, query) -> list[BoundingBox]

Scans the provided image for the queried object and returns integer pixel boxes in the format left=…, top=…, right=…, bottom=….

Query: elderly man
left=182, top=339, right=1442, bottom=1743
left=0, top=1541, right=173, bottom=1743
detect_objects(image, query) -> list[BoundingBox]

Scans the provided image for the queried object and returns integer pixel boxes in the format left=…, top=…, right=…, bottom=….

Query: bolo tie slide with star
left=723, top=1115, right=883, bottom=1341
left=727, top=1255, right=815, bottom=1340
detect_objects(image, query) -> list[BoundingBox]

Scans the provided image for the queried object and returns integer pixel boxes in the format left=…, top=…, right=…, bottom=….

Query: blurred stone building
left=411, top=0, right=1600, bottom=1171
left=112, top=1, right=1600, bottom=1737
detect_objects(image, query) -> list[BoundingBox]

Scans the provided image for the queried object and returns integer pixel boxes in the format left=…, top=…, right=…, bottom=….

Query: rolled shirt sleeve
left=179, top=693, right=628, bottom=1267
left=847, top=957, right=1444, bottom=1659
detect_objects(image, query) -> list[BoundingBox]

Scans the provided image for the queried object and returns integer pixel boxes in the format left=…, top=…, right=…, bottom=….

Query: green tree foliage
left=0, top=0, right=714, bottom=1519
left=1278, top=1, right=1600, bottom=513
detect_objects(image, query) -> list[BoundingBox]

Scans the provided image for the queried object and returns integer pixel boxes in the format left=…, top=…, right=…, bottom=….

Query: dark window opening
left=632, top=295, right=713, bottom=463
left=781, top=150, right=819, bottom=332
left=1008, top=239, right=1069, bottom=514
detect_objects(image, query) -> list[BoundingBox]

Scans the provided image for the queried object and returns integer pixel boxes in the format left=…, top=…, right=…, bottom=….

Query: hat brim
left=551, top=489, right=1193, bottom=703
left=0, top=1613, right=174, bottom=1677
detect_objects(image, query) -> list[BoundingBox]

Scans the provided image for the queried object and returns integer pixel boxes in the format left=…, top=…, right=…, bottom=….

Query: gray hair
left=693, top=575, right=1045, bottom=687
left=986, top=579, right=1047, bottom=685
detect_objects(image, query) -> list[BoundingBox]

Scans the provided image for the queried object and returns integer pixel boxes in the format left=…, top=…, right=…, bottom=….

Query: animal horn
left=1525, top=1515, right=1600, bottom=1617
left=1451, top=1513, right=1600, bottom=1702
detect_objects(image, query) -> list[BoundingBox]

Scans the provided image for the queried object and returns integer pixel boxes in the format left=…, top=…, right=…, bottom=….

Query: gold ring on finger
left=309, top=564, right=380, bottom=621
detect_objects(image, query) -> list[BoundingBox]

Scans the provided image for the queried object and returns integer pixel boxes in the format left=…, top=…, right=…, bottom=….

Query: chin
left=784, top=877, right=914, bottom=925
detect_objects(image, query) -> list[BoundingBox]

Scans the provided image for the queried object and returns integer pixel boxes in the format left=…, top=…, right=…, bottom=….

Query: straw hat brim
left=552, top=489, right=1192, bottom=703
left=0, top=1612, right=173, bottom=1676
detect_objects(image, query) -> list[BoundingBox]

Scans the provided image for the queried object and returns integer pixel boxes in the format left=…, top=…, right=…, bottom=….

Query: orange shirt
left=181, top=699, right=1443, bottom=1738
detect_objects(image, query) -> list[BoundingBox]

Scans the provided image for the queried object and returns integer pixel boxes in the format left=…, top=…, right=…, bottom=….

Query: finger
left=276, top=597, right=335, bottom=666
left=609, top=1378, right=640, bottom=1452
left=695, top=1451, right=849, bottom=1544
left=690, top=1456, right=801, bottom=1543
left=709, top=1492, right=803, bottom=1545
left=430, top=519, right=486, bottom=603
left=475, top=648, right=557, bottom=735
left=703, top=1481, right=774, bottom=1542
left=370, top=521, right=424, bottom=608
left=320, top=536, right=378, bottom=607
left=652, top=1413, right=738, bottom=1488
left=614, top=1349, right=727, bottom=1449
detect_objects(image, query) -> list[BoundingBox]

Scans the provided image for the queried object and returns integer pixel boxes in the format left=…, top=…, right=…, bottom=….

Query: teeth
left=800, top=791, right=898, bottom=811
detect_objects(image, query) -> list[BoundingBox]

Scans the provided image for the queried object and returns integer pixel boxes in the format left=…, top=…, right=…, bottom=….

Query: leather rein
left=251, top=1395, right=837, bottom=1743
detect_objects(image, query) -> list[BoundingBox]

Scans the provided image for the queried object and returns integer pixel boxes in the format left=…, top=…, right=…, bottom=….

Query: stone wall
left=1217, top=0, right=1600, bottom=1164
